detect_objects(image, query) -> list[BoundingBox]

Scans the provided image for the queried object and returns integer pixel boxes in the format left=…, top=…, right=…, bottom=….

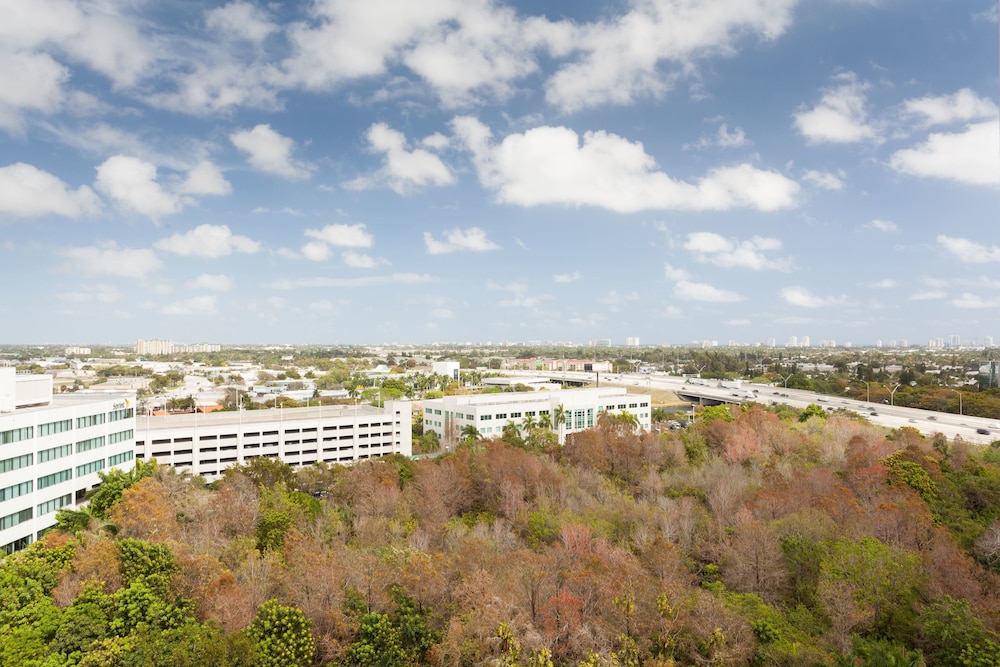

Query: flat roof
left=137, top=404, right=386, bottom=431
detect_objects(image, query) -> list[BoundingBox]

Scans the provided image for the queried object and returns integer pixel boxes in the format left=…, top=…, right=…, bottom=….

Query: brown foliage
left=52, top=537, right=122, bottom=605
left=109, top=477, right=180, bottom=542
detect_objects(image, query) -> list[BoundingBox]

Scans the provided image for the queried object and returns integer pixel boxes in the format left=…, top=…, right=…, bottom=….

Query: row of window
left=1, top=427, right=33, bottom=445
left=109, top=451, right=134, bottom=467
left=0, top=480, right=32, bottom=503
left=108, top=429, right=133, bottom=445
left=0, top=507, right=32, bottom=531
left=2, top=535, right=32, bottom=555
left=38, top=469, right=72, bottom=489
left=0, top=453, right=33, bottom=474
left=37, top=493, right=71, bottom=517
left=77, top=459, right=105, bottom=477
left=39, top=444, right=72, bottom=463
left=76, top=436, right=106, bottom=454
left=108, top=408, right=134, bottom=422
left=38, top=419, right=72, bottom=437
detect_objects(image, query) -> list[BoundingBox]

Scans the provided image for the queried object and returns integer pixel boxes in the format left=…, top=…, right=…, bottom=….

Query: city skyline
left=1, top=1, right=998, bottom=345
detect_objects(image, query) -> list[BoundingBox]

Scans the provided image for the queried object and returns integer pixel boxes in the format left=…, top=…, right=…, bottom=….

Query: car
left=870, top=411, right=879, bottom=416
left=976, top=428, right=990, bottom=435
left=908, top=418, right=918, bottom=423
left=927, top=416, right=937, bottom=421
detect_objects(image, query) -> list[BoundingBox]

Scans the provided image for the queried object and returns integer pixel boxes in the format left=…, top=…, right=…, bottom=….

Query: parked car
left=976, top=428, right=990, bottom=435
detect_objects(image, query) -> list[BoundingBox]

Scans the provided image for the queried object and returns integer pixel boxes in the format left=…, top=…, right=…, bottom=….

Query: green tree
left=250, top=599, right=314, bottom=667
left=346, top=612, right=408, bottom=667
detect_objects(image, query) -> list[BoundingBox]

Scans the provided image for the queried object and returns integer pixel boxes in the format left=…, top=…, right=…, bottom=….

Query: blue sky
left=1, top=0, right=998, bottom=347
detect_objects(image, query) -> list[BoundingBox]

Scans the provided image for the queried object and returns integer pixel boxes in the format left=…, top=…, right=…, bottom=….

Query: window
left=2, top=535, right=32, bottom=555
left=0, top=453, right=33, bottom=474
left=76, top=459, right=106, bottom=477
left=480, top=414, right=491, bottom=421
left=0, top=480, right=32, bottom=503
left=0, top=507, right=33, bottom=531
left=629, top=403, right=638, bottom=409
left=38, top=419, right=72, bottom=436
left=496, top=413, right=507, bottom=419
left=108, top=430, right=133, bottom=445
left=108, top=408, right=134, bottom=422
left=38, top=469, right=73, bottom=489
left=37, top=494, right=71, bottom=516
left=38, top=444, right=72, bottom=463
left=1, top=426, right=33, bottom=445
left=109, top=451, right=134, bottom=467
left=76, top=436, right=106, bottom=454
left=76, top=413, right=105, bottom=429
left=510, top=412, right=521, bottom=418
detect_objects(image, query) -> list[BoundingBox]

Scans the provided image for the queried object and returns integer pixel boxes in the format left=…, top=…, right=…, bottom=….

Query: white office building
left=0, top=367, right=136, bottom=555
left=422, top=388, right=652, bottom=445
left=134, top=401, right=412, bottom=479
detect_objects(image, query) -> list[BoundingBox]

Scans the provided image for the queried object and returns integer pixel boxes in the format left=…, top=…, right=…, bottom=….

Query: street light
left=854, top=380, right=871, bottom=402
left=949, top=388, right=963, bottom=416
left=782, top=373, right=794, bottom=388
left=884, top=383, right=901, bottom=406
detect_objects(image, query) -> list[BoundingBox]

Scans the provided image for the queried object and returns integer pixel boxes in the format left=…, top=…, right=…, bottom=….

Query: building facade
left=0, top=368, right=136, bottom=555
left=134, top=401, right=411, bottom=479
left=422, top=388, right=652, bottom=445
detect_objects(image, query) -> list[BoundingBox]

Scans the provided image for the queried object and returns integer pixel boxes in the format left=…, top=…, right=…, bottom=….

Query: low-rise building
left=0, top=367, right=136, bottom=555
left=422, top=387, right=651, bottom=445
left=134, top=401, right=412, bottom=479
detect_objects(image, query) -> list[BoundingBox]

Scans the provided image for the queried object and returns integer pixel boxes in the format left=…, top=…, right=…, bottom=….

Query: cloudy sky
left=2, top=0, right=998, bottom=347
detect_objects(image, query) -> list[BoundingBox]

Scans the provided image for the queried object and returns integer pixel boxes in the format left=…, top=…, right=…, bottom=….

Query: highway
left=503, top=370, right=1000, bottom=446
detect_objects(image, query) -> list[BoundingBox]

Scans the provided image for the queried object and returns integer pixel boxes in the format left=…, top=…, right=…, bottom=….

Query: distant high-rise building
left=985, top=336, right=994, bottom=348
left=64, top=346, right=92, bottom=356
left=787, top=336, right=798, bottom=347
left=949, top=334, right=961, bottom=348
left=800, top=336, right=810, bottom=348
left=626, top=336, right=640, bottom=346
left=136, top=339, right=174, bottom=355
left=765, top=337, right=776, bottom=347
left=899, top=339, right=908, bottom=348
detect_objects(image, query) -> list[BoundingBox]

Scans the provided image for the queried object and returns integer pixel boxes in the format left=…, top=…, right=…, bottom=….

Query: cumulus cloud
left=304, top=223, right=374, bottom=248
left=161, top=295, right=217, bottom=315
left=342, top=250, right=388, bottom=268
left=57, top=284, right=122, bottom=303
left=0, top=162, right=100, bottom=217
left=267, top=273, right=435, bottom=289
left=554, top=271, right=582, bottom=283
left=673, top=280, right=743, bottom=302
left=685, top=123, right=749, bottom=150
left=155, top=224, right=261, bottom=258
left=664, top=263, right=691, bottom=281
left=802, top=169, right=845, bottom=190
left=230, top=124, right=312, bottom=179
left=453, top=117, right=799, bottom=212
left=683, top=232, right=791, bottom=270
left=793, top=72, right=878, bottom=144
left=952, top=293, right=1000, bottom=309
left=185, top=273, right=234, bottom=291
left=865, top=219, right=898, bottom=233
left=300, top=240, right=330, bottom=261
left=902, top=88, right=998, bottom=127
left=937, top=235, right=1000, bottom=263
left=424, top=227, right=500, bottom=254
left=909, top=290, right=947, bottom=301
left=343, top=123, right=454, bottom=194
left=179, top=160, right=232, bottom=196
left=95, top=155, right=180, bottom=218
left=598, top=290, right=639, bottom=312
left=205, top=1, right=277, bottom=43
left=61, top=242, right=162, bottom=279
left=889, top=121, right=1000, bottom=186
left=0, top=51, right=69, bottom=131
left=780, top=286, right=847, bottom=308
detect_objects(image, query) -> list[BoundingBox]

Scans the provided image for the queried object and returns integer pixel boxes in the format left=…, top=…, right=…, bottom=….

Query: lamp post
left=856, top=380, right=871, bottom=403
left=950, top=388, right=963, bottom=416
left=782, top=373, right=794, bottom=388
left=884, top=383, right=901, bottom=406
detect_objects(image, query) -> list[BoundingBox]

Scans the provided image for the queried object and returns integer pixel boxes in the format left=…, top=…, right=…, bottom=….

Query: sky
left=1, top=0, right=998, bottom=348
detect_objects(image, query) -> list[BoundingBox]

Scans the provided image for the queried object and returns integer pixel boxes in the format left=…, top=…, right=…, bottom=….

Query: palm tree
left=521, top=413, right=538, bottom=434
left=459, top=424, right=483, bottom=444
left=552, top=404, right=567, bottom=445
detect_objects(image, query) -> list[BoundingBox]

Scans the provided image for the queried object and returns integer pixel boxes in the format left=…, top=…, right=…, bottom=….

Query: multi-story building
left=134, top=402, right=411, bottom=479
left=0, top=367, right=136, bottom=555
left=422, top=388, right=652, bottom=446
left=136, top=339, right=174, bottom=355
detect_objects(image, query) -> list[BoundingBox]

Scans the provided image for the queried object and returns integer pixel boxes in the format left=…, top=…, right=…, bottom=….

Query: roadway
left=503, top=370, right=999, bottom=446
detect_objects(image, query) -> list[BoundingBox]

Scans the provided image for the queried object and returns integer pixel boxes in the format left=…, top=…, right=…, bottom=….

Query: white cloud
left=937, top=235, right=1000, bottom=263
left=953, top=293, right=1000, bottom=309
left=686, top=123, right=749, bottom=150
left=155, top=224, right=261, bottom=258
left=342, top=250, right=388, bottom=268
left=161, top=295, right=217, bottom=316
left=554, top=271, right=582, bottom=283
left=902, top=88, right=998, bottom=127
left=230, top=124, right=312, bottom=180
left=544, top=0, right=797, bottom=112
left=424, top=227, right=500, bottom=254
left=909, top=290, right=947, bottom=301
left=0, top=162, right=100, bottom=218
left=186, top=274, right=234, bottom=291
left=865, top=219, right=898, bottom=233
left=498, top=294, right=552, bottom=308
left=673, top=280, right=743, bottom=303
left=889, top=121, right=1000, bottom=187
left=793, top=72, right=878, bottom=144
left=304, top=223, right=374, bottom=247
left=57, top=283, right=122, bottom=303
left=61, top=242, right=162, bottom=279
left=487, top=280, right=527, bottom=293
left=802, top=169, right=844, bottom=190
left=300, top=241, right=330, bottom=261
left=205, top=2, right=277, bottom=43
left=683, top=232, right=790, bottom=270
left=598, top=290, right=639, bottom=312
left=267, top=273, right=436, bottom=289
left=453, top=117, right=799, bottom=212
left=95, top=155, right=180, bottom=218
left=664, top=263, right=691, bottom=281
left=0, top=51, right=68, bottom=131
left=870, top=278, right=895, bottom=289
left=179, top=161, right=232, bottom=196
left=344, top=123, right=454, bottom=194
left=780, top=286, right=847, bottom=308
